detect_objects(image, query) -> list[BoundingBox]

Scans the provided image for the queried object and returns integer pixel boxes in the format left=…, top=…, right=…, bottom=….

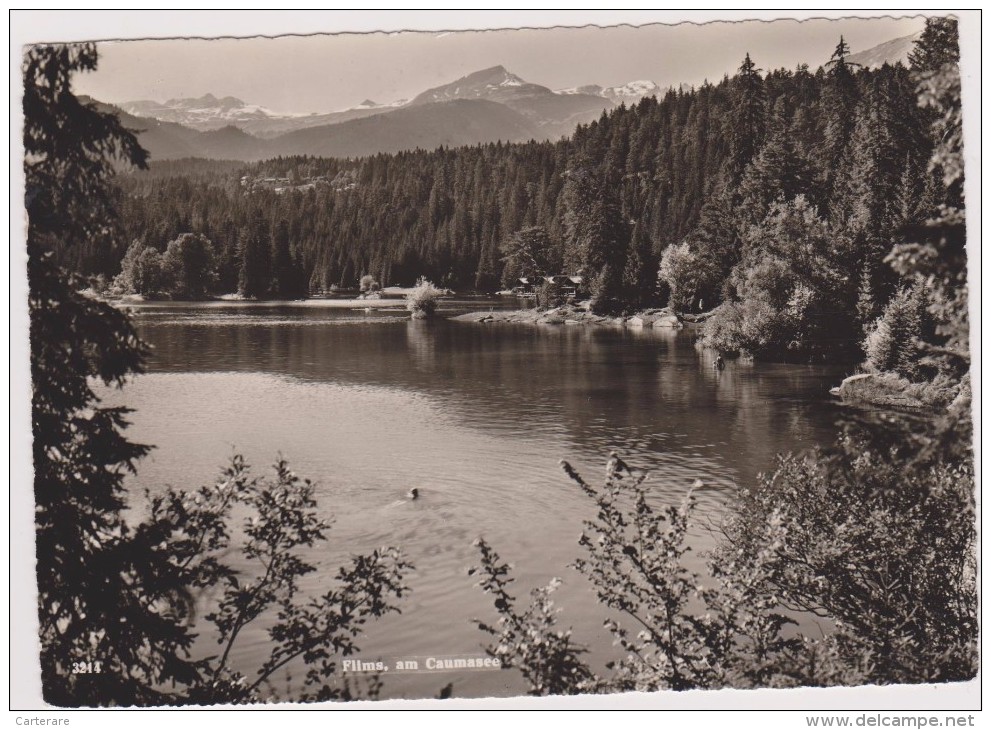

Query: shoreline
left=99, top=293, right=953, bottom=412
left=99, top=294, right=412, bottom=310
left=453, top=304, right=956, bottom=412
left=450, top=304, right=687, bottom=329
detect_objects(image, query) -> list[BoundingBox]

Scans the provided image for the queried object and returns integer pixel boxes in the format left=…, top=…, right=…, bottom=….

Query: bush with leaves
left=863, top=284, right=934, bottom=380
left=472, top=435, right=976, bottom=694
left=161, top=233, right=218, bottom=298
left=723, top=414, right=976, bottom=684
left=359, top=274, right=380, bottom=293
left=700, top=197, right=857, bottom=361
left=472, top=459, right=801, bottom=695
left=115, top=240, right=166, bottom=296
left=405, top=276, right=442, bottom=318
left=561, top=459, right=805, bottom=691
left=535, top=279, right=565, bottom=310
left=658, top=243, right=701, bottom=313
left=470, top=539, right=598, bottom=696
left=701, top=298, right=792, bottom=359
left=136, top=454, right=412, bottom=705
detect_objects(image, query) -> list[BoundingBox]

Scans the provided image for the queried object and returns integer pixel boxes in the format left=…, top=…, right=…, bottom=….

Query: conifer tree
left=270, top=218, right=301, bottom=298
left=908, top=17, right=960, bottom=73
left=24, top=41, right=204, bottom=706
left=738, top=97, right=807, bottom=223
left=728, top=53, right=766, bottom=177
left=500, top=226, right=552, bottom=286
left=238, top=212, right=271, bottom=298
left=817, top=37, right=861, bottom=209
left=622, top=215, right=659, bottom=309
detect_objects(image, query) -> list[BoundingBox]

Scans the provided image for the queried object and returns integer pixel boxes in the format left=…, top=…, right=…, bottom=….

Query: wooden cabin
left=511, top=275, right=585, bottom=299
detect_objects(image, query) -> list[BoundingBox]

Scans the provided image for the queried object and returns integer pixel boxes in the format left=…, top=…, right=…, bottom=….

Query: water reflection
left=110, top=301, right=847, bottom=700
left=135, top=306, right=848, bottom=498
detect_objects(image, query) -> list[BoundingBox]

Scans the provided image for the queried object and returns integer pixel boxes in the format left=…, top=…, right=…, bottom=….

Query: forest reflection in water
left=104, top=302, right=847, bottom=700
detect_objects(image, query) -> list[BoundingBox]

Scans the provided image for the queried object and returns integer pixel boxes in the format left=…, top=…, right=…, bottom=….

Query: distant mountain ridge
left=99, top=31, right=921, bottom=162
left=267, top=99, right=539, bottom=158
left=558, top=80, right=662, bottom=105
left=121, top=93, right=286, bottom=129
left=102, top=65, right=651, bottom=161
left=844, top=31, right=922, bottom=68
left=115, top=65, right=659, bottom=143
left=88, top=94, right=541, bottom=163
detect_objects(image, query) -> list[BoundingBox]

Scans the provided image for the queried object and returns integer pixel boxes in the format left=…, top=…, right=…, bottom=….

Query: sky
left=61, top=13, right=927, bottom=115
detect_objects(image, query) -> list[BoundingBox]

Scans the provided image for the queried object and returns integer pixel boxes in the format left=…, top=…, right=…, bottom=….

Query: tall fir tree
left=238, top=211, right=271, bottom=298
left=728, top=53, right=766, bottom=178
left=24, top=42, right=210, bottom=706
left=817, top=36, right=861, bottom=211
left=909, top=17, right=960, bottom=72
left=738, top=96, right=807, bottom=224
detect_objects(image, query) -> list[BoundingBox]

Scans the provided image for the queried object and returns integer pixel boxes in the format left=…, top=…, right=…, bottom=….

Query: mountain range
left=103, top=33, right=918, bottom=163
left=120, top=94, right=408, bottom=138
left=844, top=31, right=921, bottom=68
left=107, top=64, right=634, bottom=162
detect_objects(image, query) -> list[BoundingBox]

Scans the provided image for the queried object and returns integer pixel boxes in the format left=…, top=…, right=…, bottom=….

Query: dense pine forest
left=77, top=22, right=964, bottom=369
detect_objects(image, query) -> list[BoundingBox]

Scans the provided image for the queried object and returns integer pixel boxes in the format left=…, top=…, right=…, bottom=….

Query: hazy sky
left=68, top=14, right=926, bottom=114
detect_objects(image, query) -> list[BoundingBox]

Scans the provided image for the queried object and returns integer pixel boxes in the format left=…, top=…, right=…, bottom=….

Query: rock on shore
left=834, top=373, right=926, bottom=408
left=451, top=305, right=684, bottom=328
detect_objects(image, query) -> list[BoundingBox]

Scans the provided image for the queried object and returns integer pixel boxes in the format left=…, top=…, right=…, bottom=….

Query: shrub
left=405, top=277, right=442, bottom=318
left=472, top=459, right=802, bottom=695
left=535, top=279, right=565, bottom=310
left=699, top=198, right=860, bottom=361
left=161, top=233, right=217, bottom=298
left=864, top=284, right=931, bottom=380
left=140, top=454, right=413, bottom=705
left=658, top=243, right=701, bottom=312
left=359, top=274, right=379, bottom=293
left=115, top=234, right=218, bottom=298
left=116, top=240, right=166, bottom=296
left=699, top=302, right=745, bottom=354
left=843, top=370, right=962, bottom=410
left=470, top=540, right=598, bottom=696
left=724, top=415, right=976, bottom=684
left=701, top=298, right=791, bottom=357
left=473, top=426, right=977, bottom=693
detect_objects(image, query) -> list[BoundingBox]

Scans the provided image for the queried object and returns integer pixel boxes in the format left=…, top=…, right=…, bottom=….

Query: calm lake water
left=101, top=298, right=848, bottom=701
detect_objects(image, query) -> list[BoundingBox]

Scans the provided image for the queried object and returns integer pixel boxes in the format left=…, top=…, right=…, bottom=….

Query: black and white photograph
left=11, top=9, right=979, bottom=714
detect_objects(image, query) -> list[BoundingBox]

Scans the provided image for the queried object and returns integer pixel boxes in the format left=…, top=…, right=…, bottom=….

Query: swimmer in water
left=407, top=488, right=419, bottom=501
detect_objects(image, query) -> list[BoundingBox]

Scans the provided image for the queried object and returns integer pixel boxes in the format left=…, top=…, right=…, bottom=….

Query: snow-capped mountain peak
left=557, top=84, right=604, bottom=96
left=349, top=98, right=409, bottom=111
left=555, top=79, right=660, bottom=104
left=409, top=65, right=544, bottom=106
left=606, top=80, right=660, bottom=98
left=120, top=94, right=283, bottom=128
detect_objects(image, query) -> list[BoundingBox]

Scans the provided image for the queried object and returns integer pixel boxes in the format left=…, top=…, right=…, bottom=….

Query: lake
left=101, top=298, right=849, bottom=701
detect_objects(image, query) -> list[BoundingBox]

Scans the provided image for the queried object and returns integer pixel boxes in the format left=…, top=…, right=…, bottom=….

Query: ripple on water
left=94, top=310, right=845, bottom=700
